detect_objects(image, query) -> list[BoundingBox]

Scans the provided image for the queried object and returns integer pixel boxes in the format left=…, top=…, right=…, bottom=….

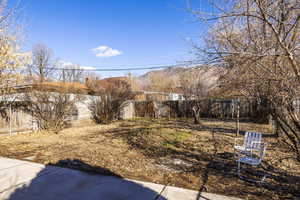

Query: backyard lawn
left=0, top=118, right=299, bottom=199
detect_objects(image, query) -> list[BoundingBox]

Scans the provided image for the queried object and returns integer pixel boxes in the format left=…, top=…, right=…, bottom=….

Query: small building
left=134, top=90, right=185, bottom=101
left=168, top=93, right=185, bottom=101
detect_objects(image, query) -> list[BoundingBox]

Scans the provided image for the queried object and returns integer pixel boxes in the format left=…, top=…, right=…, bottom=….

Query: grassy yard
left=0, top=118, right=299, bottom=199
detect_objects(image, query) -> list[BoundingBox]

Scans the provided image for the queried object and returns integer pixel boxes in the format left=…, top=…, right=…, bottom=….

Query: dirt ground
left=0, top=118, right=299, bottom=200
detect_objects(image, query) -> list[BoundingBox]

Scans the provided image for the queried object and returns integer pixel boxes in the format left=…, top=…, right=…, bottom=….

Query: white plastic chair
left=237, top=142, right=267, bottom=182
left=234, top=132, right=262, bottom=154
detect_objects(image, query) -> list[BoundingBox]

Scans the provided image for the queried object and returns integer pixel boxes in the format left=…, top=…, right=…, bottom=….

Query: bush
left=88, top=78, right=134, bottom=124
left=23, top=90, right=80, bottom=132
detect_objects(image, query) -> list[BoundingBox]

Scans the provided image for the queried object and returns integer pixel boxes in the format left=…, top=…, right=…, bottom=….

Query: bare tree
left=0, top=0, right=26, bottom=91
left=0, top=0, right=29, bottom=123
left=148, top=72, right=176, bottom=93
left=190, top=0, right=300, bottom=160
left=84, top=72, right=100, bottom=88
left=60, top=66, right=84, bottom=83
left=180, top=66, right=220, bottom=124
left=29, top=44, right=55, bottom=82
left=126, top=72, right=141, bottom=91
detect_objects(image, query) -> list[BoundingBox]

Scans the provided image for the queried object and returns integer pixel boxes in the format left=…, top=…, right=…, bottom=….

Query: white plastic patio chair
left=234, top=132, right=262, bottom=154
left=237, top=142, right=267, bottom=183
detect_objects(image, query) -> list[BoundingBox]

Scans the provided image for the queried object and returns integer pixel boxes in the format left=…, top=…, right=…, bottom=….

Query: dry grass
left=0, top=118, right=299, bottom=199
left=33, top=81, right=91, bottom=94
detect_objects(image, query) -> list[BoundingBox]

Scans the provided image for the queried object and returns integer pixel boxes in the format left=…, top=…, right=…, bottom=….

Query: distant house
left=168, top=93, right=185, bottom=101
left=133, top=90, right=185, bottom=101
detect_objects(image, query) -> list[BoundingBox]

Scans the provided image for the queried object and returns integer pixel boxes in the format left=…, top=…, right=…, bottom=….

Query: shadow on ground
left=125, top=118, right=277, bottom=138
left=103, top=119, right=300, bottom=199
left=6, top=159, right=166, bottom=200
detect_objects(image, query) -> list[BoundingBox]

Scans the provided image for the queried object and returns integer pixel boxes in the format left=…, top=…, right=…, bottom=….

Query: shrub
left=88, top=78, right=134, bottom=124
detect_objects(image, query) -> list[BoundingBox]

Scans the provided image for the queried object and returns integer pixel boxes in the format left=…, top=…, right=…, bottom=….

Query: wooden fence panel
left=134, top=99, right=270, bottom=123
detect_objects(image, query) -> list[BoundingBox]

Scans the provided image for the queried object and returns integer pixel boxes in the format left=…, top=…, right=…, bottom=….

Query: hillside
left=137, top=65, right=226, bottom=92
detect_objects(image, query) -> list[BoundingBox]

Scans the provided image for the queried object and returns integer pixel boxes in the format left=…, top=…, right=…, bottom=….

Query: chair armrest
left=250, top=141, right=264, bottom=148
left=249, top=141, right=268, bottom=156
left=250, top=141, right=268, bottom=148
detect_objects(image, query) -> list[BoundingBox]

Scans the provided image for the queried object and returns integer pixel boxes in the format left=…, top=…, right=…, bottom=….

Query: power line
left=47, top=64, right=193, bottom=71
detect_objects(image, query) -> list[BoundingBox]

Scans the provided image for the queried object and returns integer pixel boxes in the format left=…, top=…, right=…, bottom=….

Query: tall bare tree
left=148, top=72, right=176, bottom=93
left=0, top=0, right=25, bottom=91
left=190, top=0, right=300, bottom=160
left=29, top=44, right=55, bottom=82
left=0, top=0, right=29, bottom=121
left=179, top=67, right=217, bottom=123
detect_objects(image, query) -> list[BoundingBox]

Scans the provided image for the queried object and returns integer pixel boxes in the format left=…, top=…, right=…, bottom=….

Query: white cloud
left=91, top=45, right=122, bottom=57
left=58, top=60, right=96, bottom=70
left=80, top=66, right=97, bottom=70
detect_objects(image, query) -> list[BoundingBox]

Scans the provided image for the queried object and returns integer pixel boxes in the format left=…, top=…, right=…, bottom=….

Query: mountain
left=137, top=65, right=225, bottom=92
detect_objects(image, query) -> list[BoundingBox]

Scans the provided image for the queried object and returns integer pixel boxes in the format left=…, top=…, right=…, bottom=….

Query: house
left=168, top=93, right=185, bottom=101
left=134, top=87, right=185, bottom=101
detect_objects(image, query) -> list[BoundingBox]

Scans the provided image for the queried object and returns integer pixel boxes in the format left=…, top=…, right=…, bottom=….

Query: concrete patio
left=0, top=157, right=242, bottom=200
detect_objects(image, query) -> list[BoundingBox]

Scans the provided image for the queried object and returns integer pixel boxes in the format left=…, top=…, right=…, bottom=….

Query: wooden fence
left=0, top=108, right=34, bottom=134
left=133, top=99, right=270, bottom=123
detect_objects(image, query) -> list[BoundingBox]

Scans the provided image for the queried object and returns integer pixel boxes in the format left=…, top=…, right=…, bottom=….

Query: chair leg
left=237, top=163, right=267, bottom=183
left=237, top=160, right=242, bottom=179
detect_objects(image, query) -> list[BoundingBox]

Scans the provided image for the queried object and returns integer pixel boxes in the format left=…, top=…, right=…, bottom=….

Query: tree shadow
left=153, top=118, right=278, bottom=138
left=5, top=159, right=167, bottom=200
left=83, top=118, right=298, bottom=199
left=107, top=125, right=300, bottom=199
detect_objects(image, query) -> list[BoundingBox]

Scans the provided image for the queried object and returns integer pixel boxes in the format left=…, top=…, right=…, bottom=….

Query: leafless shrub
left=88, top=78, right=134, bottom=124
left=23, top=88, right=80, bottom=132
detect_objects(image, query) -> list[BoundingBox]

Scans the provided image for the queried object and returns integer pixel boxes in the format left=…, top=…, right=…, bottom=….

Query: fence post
left=9, top=104, right=12, bottom=135
left=232, top=99, right=234, bottom=119
left=236, top=98, right=240, bottom=137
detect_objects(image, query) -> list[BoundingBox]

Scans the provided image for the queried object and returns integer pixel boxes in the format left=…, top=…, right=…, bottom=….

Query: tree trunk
left=192, top=106, right=201, bottom=124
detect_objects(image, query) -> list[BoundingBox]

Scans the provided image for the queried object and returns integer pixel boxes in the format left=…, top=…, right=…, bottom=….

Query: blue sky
left=18, top=0, right=210, bottom=77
